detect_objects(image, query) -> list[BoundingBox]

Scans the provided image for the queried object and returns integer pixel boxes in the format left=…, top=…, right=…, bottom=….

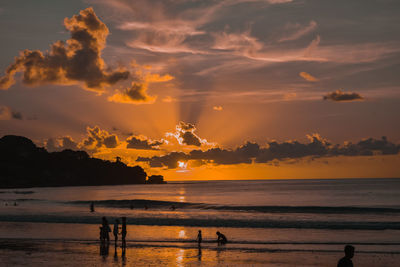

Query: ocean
left=0, top=178, right=399, bottom=266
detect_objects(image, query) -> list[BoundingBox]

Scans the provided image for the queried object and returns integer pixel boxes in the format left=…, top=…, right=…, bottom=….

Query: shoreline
left=1, top=214, right=399, bottom=230
left=1, top=238, right=399, bottom=266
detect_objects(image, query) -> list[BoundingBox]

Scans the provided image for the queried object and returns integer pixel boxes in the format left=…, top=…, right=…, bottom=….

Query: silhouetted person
left=90, top=202, right=95, bottom=212
left=100, top=240, right=109, bottom=257
left=101, top=217, right=111, bottom=243
left=114, top=248, right=118, bottom=262
left=216, top=231, right=227, bottom=245
left=113, top=219, right=120, bottom=247
left=121, top=217, right=127, bottom=250
left=197, top=230, right=202, bottom=245
left=198, top=244, right=202, bottom=261
left=337, top=245, right=355, bottom=267
left=171, top=205, right=176, bottom=211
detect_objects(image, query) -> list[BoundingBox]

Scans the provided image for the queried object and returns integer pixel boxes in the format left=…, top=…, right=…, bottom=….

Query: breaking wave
left=71, top=199, right=400, bottom=214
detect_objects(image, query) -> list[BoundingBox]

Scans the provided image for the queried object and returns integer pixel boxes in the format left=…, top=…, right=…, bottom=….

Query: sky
left=0, top=0, right=400, bottom=180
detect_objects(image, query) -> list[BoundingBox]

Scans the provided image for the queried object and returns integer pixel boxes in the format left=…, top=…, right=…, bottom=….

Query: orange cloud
left=162, top=96, right=176, bottom=103
left=0, top=8, right=129, bottom=91
left=81, top=126, right=120, bottom=150
left=108, top=83, right=157, bottom=104
left=126, top=135, right=163, bottom=150
left=213, top=106, right=223, bottom=111
left=299, top=72, right=319, bottom=82
left=108, top=69, right=174, bottom=104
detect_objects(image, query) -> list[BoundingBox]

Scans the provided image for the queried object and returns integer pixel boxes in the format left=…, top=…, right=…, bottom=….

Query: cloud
left=126, top=135, right=163, bottom=150
left=279, top=20, right=317, bottom=42
left=137, top=135, right=399, bottom=168
left=303, top=35, right=321, bottom=57
left=46, top=136, right=79, bottom=152
left=213, top=106, right=223, bottom=111
left=108, top=83, right=156, bottom=104
left=82, top=126, right=119, bottom=149
left=162, top=96, right=176, bottom=103
left=178, top=122, right=202, bottom=146
left=45, top=126, right=119, bottom=153
left=299, top=72, right=318, bottom=82
left=323, top=90, right=364, bottom=102
left=124, top=20, right=207, bottom=54
left=117, top=0, right=222, bottom=54
left=0, top=106, right=23, bottom=120
left=212, top=30, right=263, bottom=57
left=165, top=121, right=209, bottom=147
left=283, top=92, right=297, bottom=100
left=108, top=71, right=174, bottom=104
left=0, top=8, right=130, bottom=91
left=137, top=151, right=187, bottom=168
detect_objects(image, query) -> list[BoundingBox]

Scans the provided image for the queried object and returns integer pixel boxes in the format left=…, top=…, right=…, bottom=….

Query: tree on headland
left=0, top=135, right=161, bottom=188
left=146, top=175, right=166, bottom=184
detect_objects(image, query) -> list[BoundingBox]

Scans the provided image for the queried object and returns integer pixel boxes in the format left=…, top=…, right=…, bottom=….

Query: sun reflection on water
left=178, top=187, right=186, bottom=203
left=176, top=248, right=185, bottom=267
left=178, top=229, right=186, bottom=239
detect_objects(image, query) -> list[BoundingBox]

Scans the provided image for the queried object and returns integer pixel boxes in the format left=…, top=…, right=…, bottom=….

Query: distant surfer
left=90, top=202, right=95, bottom=212
left=216, top=231, right=227, bottom=245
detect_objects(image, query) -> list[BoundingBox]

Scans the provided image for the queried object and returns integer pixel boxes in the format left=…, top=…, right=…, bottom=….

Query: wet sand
left=0, top=238, right=399, bottom=267
left=1, top=221, right=400, bottom=266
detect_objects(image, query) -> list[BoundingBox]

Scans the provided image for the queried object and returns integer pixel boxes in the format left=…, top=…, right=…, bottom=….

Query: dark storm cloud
left=0, top=8, right=129, bottom=91
left=126, top=135, right=163, bottom=150
left=323, top=90, right=363, bottom=102
left=137, top=135, right=400, bottom=168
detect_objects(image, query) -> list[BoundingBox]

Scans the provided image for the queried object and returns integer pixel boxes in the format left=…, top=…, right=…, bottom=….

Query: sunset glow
left=0, top=1, right=399, bottom=181
left=1, top=2, right=400, bottom=266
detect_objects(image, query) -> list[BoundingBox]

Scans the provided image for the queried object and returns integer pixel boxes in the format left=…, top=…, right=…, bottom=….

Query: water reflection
left=178, top=187, right=186, bottom=203
left=113, top=248, right=118, bottom=263
left=198, top=245, right=202, bottom=262
left=176, top=249, right=185, bottom=267
left=99, top=242, right=109, bottom=260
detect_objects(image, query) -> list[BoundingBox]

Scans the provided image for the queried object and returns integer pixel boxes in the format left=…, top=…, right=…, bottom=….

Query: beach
left=1, top=179, right=400, bottom=266
left=1, top=223, right=399, bottom=266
